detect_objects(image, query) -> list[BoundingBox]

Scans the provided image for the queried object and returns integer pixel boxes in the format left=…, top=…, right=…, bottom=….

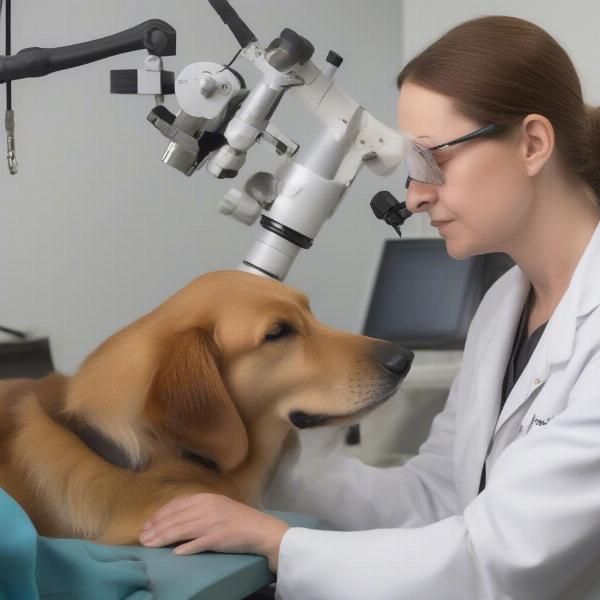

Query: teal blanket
left=0, top=489, right=324, bottom=600
left=0, top=489, right=151, bottom=599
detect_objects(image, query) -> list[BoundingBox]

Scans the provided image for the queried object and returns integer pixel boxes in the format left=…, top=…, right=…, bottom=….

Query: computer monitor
left=0, top=330, right=54, bottom=379
left=362, top=238, right=514, bottom=350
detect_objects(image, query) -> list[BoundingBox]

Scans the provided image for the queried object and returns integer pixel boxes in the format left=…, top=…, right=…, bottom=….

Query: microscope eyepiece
left=370, top=191, right=412, bottom=237
left=265, top=29, right=315, bottom=71
left=326, top=50, right=343, bottom=68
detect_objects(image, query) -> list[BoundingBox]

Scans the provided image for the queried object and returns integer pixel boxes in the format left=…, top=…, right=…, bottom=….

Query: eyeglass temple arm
left=431, top=122, right=499, bottom=151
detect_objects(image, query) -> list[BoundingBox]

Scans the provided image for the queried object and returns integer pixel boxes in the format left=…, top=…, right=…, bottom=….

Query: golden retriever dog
left=0, top=270, right=412, bottom=545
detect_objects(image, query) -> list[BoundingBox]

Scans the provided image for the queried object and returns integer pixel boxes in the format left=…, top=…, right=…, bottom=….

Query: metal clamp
left=5, top=110, right=17, bottom=175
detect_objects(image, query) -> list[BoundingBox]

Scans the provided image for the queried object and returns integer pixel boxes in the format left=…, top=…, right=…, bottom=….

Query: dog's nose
left=372, top=343, right=414, bottom=378
left=384, top=351, right=413, bottom=378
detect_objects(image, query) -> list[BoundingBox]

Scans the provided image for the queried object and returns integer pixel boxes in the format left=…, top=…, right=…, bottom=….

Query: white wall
left=0, top=0, right=407, bottom=373
left=402, top=1, right=600, bottom=105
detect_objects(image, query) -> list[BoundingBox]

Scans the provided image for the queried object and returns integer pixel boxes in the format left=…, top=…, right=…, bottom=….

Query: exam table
left=0, top=489, right=324, bottom=599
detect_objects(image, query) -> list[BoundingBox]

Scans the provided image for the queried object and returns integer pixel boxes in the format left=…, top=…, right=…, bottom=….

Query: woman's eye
left=264, top=323, right=295, bottom=342
left=433, top=148, right=452, bottom=167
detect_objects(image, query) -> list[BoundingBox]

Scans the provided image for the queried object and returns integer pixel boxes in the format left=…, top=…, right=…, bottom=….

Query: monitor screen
left=362, top=239, right=513, bottom=350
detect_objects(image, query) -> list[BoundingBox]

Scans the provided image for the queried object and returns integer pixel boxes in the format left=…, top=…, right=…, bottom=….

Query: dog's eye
left=264, top=322, right=295, bottom=342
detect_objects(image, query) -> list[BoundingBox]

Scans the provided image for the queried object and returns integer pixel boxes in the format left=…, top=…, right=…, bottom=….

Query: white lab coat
left=266, top=221, right=600, bottom=599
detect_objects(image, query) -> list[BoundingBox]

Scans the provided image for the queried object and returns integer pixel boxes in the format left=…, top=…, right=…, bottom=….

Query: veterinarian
left=140, top=16, right=600, bottom=599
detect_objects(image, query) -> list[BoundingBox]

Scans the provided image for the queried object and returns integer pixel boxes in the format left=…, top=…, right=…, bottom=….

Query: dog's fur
left=0, top=270, right=411, bottom=544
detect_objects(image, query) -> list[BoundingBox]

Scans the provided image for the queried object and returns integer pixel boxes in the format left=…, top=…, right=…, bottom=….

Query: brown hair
left=397, top=16, right=600, bottom=203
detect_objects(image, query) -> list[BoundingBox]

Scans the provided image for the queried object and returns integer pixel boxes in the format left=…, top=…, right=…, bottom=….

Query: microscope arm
left=0, top=19, right=176, bottom=84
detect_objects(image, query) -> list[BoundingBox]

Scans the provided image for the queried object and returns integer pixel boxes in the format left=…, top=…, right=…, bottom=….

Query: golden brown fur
left=0, top=270, right=411, bottom=544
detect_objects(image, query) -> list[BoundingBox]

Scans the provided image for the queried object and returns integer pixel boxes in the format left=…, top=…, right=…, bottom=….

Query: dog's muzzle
left=289, top=342, right=414, bottom=429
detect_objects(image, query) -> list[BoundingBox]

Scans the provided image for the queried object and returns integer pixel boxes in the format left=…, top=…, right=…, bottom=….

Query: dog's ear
left=147, top=328, right=249, bottom=472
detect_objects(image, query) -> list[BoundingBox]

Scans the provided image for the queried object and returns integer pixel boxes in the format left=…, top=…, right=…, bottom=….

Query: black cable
left=0, top=325, right=27, bottom=339
left=5, top=0, right=10, bottom=109
left=208, top=0, right=257, bottom=49
left=0, top=0, right=4, bottom=86
left=5, top=0, right=10, bottom=56
left=218, top=47, right=242, bottom=73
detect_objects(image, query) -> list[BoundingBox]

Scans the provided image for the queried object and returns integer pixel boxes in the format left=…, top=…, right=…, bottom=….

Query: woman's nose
left=405, top=179, right=439, bottom=214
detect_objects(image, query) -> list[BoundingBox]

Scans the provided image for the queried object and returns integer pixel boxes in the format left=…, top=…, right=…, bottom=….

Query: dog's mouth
left=288, top=380, right=402, bottom=430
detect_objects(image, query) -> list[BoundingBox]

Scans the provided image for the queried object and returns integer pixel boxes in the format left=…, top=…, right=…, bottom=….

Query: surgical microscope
left=0, top=0, right=412, bottom=284
left=144, top=0, right=413, bottom=281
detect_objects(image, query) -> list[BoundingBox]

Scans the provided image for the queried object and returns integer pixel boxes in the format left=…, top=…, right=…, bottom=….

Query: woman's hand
left=138, top=493, right=290, bottom=572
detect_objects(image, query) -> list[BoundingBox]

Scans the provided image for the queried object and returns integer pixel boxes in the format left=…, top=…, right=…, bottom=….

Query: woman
left=140, top=16, right=600, bottom=599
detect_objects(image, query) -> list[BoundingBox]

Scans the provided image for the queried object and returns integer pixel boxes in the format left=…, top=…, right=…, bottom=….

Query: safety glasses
left=404, top=123, right=501, bottom=188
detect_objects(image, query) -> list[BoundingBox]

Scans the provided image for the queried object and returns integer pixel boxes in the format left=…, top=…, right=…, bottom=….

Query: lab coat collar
left=471, top=264, right=530, bottom=425
left=493, top=220, right=600, bottom=435
left=544, top=220, right=600, bottom=366
left=461, top=266, right=529, bottom=500
left=461, top=222, right=600, bottom=500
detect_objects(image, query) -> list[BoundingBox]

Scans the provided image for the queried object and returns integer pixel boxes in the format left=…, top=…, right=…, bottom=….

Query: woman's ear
left=147, top=328, right=249, bottom=472
left=520, top=114, right=555, bottom=177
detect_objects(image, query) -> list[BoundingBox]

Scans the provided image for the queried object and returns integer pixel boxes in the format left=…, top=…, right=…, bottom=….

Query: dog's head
left=65, top=271, right=413, bottom=472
